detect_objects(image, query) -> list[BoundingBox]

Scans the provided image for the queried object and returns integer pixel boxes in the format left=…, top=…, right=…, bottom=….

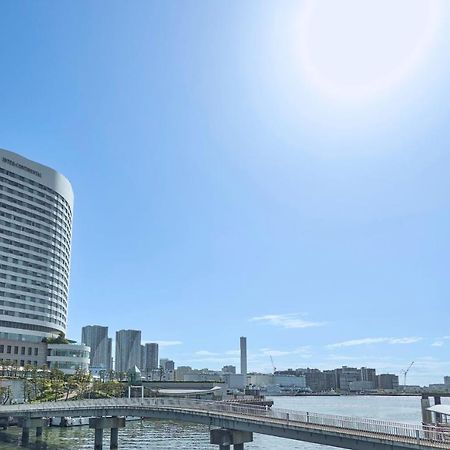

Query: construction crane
left=400, top=361, right=414, bottom=387
left=270, top=356, right=276, bottom=374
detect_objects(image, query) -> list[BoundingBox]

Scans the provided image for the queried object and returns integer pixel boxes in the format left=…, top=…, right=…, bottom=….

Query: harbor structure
left=115, top=329, right=141, bottom=373
left=81, top=325, right=112, bottom=371
left=0, top=149, right=73, bottom=367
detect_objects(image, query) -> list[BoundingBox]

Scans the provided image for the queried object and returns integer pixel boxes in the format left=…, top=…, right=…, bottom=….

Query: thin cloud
left=250, top=313, right=325, bottom=329
left=194, top=350, right=218, bottom=356
left=431, top=336, right=450, bottom=347
left=259, top=346, right=312, bottom=357
left=432, top=341, right=444, bottom=347
left=190, top=356, right=238, bottom=364
left=327, top=337, right=422, bottom=349
left=390, top=337, right=422, bottom=344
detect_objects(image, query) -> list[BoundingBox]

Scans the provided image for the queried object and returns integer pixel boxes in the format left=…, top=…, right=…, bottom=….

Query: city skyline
left=0, top=2, right=449, bottom=384
left=76, top=321, right=442, bottom=386
left=75, top=325, right=413, bottom=394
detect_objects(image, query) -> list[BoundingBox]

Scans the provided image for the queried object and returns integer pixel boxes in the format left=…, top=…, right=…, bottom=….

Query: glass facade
left=47, top=344, right=90, bottom=374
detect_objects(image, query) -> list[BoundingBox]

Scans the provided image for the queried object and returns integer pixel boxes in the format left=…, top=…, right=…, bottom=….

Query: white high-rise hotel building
left=0, top=149, right=73, bottom=366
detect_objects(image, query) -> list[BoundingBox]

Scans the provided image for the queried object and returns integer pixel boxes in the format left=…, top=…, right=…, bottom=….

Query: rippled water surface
left=0, top=396, right=434, bottom=449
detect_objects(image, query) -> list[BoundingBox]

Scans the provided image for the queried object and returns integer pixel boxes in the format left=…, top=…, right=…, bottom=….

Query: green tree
left=49, top=368, right=65, bottom=401
left=28, top=366, right=40, bottom=401
left=0, top=386, right=11, bottom=405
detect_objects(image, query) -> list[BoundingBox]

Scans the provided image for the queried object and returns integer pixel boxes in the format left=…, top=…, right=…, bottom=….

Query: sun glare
left=298, top=0, right=443, bottom=100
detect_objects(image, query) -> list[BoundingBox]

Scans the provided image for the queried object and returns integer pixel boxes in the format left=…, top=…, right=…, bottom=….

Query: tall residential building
left=81, top=325, right=111, bottom=370
left=108, top=338, right=112, bottom=369
left=144, top=343, right=159, bottom=371
left=323, top=370, right=338, bottom=391
left=240, top=336, right=247, bottom=376
left=0, top=149, right=73, bottom=367
left=300, top=368, right=328, bottom=392
left=163, top=359, right=175, bottom=371
left=360, top=367, right=377, bottom=388
left=159, top=358, right=169, bottom=369
left=115, top=329, right=141, bottom=373
left=338, top=366, right=361, bottom=391
left=140, top=344, right=145, bottom=371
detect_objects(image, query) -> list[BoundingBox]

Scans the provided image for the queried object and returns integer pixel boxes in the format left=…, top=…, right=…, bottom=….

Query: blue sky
left=0, top=0, right=449, bottom=384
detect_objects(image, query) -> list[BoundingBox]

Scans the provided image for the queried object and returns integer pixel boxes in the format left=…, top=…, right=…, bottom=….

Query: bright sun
left=298, top=0, right=443, bottom=100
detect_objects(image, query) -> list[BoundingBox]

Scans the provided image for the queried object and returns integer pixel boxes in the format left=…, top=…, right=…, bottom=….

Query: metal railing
left=1, top=398, right=449, bottom=447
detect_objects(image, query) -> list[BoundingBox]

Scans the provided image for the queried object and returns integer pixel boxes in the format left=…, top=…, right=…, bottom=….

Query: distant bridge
left=1, top=398, right=449, bottom=449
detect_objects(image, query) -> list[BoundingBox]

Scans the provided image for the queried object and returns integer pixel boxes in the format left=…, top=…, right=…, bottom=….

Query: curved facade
left=0, top=149, right=73, bottom=345
left=47, top=343, right=90, bottom=375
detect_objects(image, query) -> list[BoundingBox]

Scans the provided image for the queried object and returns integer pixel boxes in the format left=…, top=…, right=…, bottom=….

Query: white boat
left=49, top=415, right=142, bottom=427
left=50, top=417, right=90, bottom=427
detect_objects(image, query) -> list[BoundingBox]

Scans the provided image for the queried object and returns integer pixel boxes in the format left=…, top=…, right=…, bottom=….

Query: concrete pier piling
left=18, top=418, right=44, bottom=446
left=89, top=417, right=126, bottom=450
left=94, top=428, right=103, bottom=450
left=421, top=395, right=432, bottom=424
left=36, top=425, right=43, bottom=439
left=210, top=429, right=253, bottom=450
left=110, top=426, right=119, bottom=449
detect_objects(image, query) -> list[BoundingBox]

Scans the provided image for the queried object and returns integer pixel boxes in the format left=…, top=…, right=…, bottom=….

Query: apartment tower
left=81, top=325, right=112, bottom=370
left=115, top=329, right=141, bottom=373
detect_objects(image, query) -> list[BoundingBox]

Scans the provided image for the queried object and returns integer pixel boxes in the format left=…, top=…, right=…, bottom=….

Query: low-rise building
left=428, top=383, right=450, bottom=392
left=175, top=366, right=193, bottom=381
left=349, top=380, right=375, bottom=392
left=222, top=365, right=236, bottom=374
left=274, top=374, right=306, bottom=388
left=46, top=343, right=90, bottom=375
left=248, top=373, right=274, bottom=387
left=223, top=373, right=245, bottom=389
left=0, top=340, right=47, bottom=368
left=183, top=369, right=222, bottom=382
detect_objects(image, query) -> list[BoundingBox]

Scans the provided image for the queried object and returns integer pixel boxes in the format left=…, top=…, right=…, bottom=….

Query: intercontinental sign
left=2, top=157, right=42, bottom=178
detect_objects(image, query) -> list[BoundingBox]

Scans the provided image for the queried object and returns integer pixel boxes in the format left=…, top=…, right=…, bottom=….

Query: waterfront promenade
left=0, top=398, right=449, bottom=449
